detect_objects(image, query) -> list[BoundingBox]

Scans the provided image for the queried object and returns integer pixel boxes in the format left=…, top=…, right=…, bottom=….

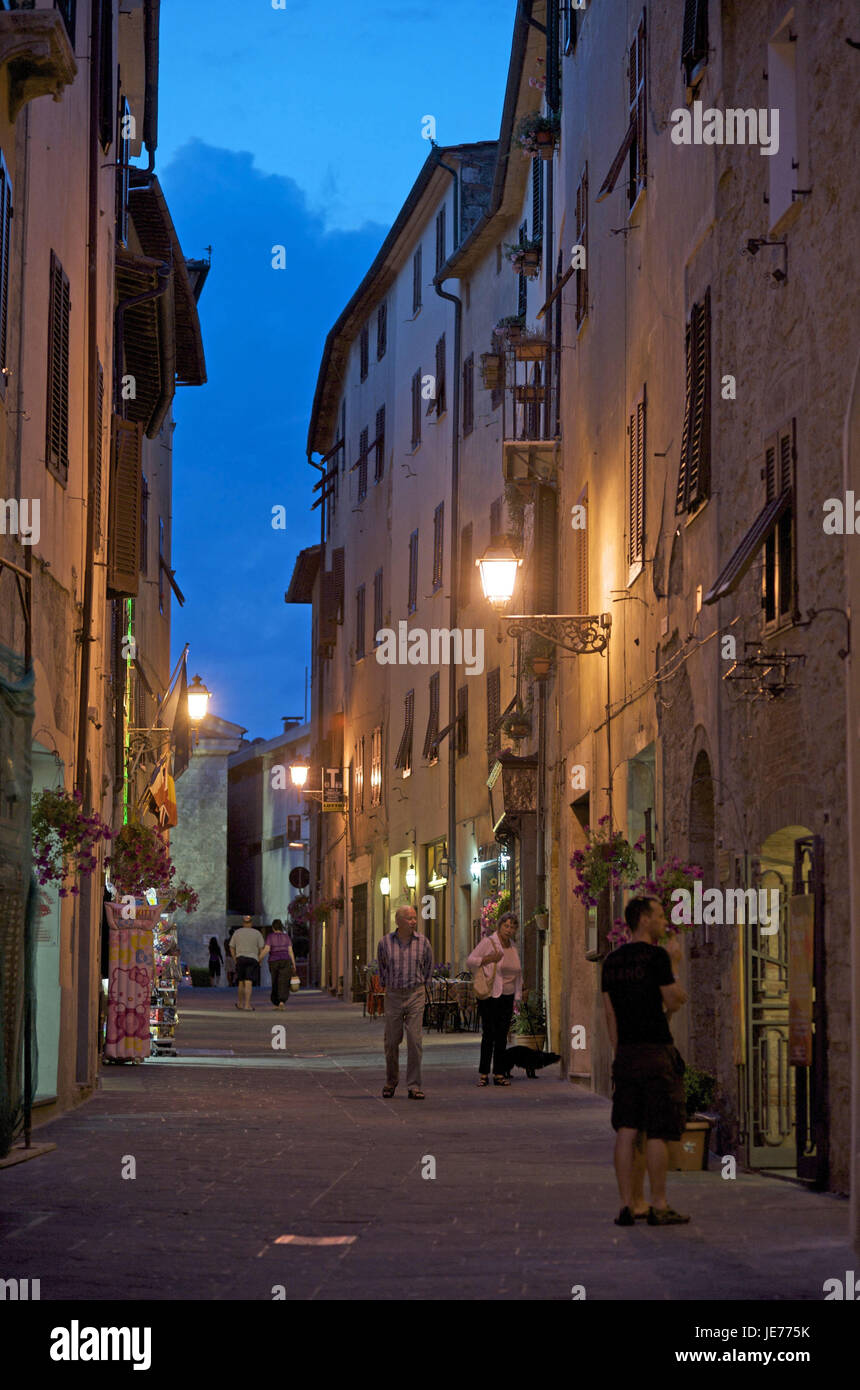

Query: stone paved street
left=0, top=990, right=853, bottom=1302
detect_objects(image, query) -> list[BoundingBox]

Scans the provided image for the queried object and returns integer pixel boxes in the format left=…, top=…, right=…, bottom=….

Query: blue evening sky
left=157, top=0, right=517, bottom=739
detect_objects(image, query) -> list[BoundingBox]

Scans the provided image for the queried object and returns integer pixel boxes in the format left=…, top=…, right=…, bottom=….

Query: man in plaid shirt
left=377, top=905, right=433, bottom=1099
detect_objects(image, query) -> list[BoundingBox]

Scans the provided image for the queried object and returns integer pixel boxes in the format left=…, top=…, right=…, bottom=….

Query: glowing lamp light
left=290, top=761, right=310, bottom=788
left=187, top=674, right=211, bottom=722
left=476, top=544, right=522, bottom=607
left=405, top=865, right=417, bottom=890
left=380, top=875, right=391, bottom=897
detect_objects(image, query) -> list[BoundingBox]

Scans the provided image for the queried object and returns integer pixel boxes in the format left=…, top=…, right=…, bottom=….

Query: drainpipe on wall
left=434, top=169, right=462, bottom=968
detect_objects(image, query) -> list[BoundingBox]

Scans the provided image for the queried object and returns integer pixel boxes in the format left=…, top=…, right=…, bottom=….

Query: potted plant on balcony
left=669, top=1067, right=717, bottom=1171
left=494, top=314, right=525, bottom=345
left=571, top=816, right=644, bottom=909
left=510, top=994, right=546, bottom=1050
left=525, top=904, right=549, bottom=932
left=505, top=237, right=542, bottom=278
left=480, top=351, right=503, bottom=390
left=522, top=633, right=555, bottom=679
left=501, top=701, right=533, bottom=744
left=516, top=110, right=561, bottom=160
left=32, top=787, right=112, bottom=898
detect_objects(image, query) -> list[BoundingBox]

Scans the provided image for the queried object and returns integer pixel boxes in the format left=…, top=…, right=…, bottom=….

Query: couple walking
left=376, top=906, right=522, bottom=1098
left=228, top=916, right=297, bottom=1011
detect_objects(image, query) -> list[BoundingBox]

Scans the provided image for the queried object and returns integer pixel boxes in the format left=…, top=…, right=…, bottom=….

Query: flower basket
left=107, top=820, right=199, bottom=915
left=571, top=817, right=644, bottom=909
left=32, top=787, right=112, bottom=897
left=515, top=111, right=561, bottom=160
left=505, top=239, right=542, bottom=279
left=495, top=315, right=525, bottom=345
left=480, top=888, right=511, bottom=936
left=514, top=383, right=546, bottom=405
left=480, top=352, right=503, bottom=389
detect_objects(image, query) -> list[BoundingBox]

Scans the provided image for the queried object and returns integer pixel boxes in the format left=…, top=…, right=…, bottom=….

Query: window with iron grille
left=140, top=474, right=149, bottom=574
left=575, top=163, right=588, bottom=328
left=675, top=290, right=711, bottom=515
left=377, top=301, right=387, bottom=360
left=681, top=0, right=709, bottom=86
left=358, top=426, right=368, bottom=501
left=456, top=685, right=468, bottom=757
left=411, top=369, right=422, bottom=449
left=0, top=151, right=12, bottom=394
left=373, top=567, right=383, bottom=644
left=462, top=354, right=474, bottom=437
left=627, top=387, right=646, bottom=570
left=532, top=158, right=543, bottom=242
left=46, top=250, right=71, bottom=483
left=762, top=421, right=796, bottom=629
left=435, top=205, right=446, bottom=272
left=486, top=667, right=501, bottom=767
left=374, top=405, right=385, bottom=481
left=355, top=583, right=366, bottom=659
left=413, top=244, right=422, bottom=313
left=423, top=672, right=440, bottom=763
left=360, top=324, right=369, bottom=382
left=370, top=725, right=383, bottom=805
left=408, top=529, right=419, bottom=613
left=433, top=334, right=446, bottom=416
left=394, top=691, right=414, bottom=777
left=459, top=522, right=473, bottom=609
left=432, top=502, right=444, bottom=590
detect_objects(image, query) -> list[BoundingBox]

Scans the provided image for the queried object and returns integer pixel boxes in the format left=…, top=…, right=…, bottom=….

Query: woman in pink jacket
left=467, top=912, right=522, bottom=1086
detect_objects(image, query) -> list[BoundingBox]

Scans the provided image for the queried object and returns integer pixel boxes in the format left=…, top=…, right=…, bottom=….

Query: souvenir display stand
left=150, top=916, right=181, bottom=1056
left=103, top=902, right=158, bottom=1063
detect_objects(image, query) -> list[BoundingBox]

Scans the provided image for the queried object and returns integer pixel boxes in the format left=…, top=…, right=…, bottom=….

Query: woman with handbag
left=467, top=911, right=522, bottom=1086
left=265, top=919, right=297, bottom=1010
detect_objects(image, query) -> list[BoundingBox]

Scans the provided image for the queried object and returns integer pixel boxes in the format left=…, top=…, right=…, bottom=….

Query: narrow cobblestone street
left=1, top=991, right=853, bottom=1302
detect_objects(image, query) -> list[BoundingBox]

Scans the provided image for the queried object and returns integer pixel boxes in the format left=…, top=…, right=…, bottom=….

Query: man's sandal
left=477, top=1075, right=490, bottom=1086
left=382, top=1086, right=396, bottom=1098
left=407, top=1089, right=425, bottom=1100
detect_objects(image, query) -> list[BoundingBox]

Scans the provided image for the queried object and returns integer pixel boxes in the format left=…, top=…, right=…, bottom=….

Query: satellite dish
left=289, top=866, right=310, bottom=889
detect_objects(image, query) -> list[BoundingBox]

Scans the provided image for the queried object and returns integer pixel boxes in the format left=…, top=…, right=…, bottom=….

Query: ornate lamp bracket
left=506, top=613, right=612, bottom=655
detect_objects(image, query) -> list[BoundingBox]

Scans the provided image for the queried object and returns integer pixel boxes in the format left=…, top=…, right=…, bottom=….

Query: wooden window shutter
left=636, top=14, right=647, bottom=183
left=532, top=157, right=543, bottom=241
left=423, top=672, right=440, bottom=761
left=575, top=487, right=588, bottom=614
left=394, top=691, right=414, bottom=772
left=532, top=484, right=558, bottom=615
left=436, top=205, right=446, bottom=272
left=375, top=405, right=385, bottom=480
left=463, top=353, right=474, bottom=436
left=355, top=584, right=365, bottom=659
left=107, top=415, right=142, bottom=597
left=0, top=154, right=12, bottom=387
left=94, top=358, right=105, bottom=552
left=433, top=502, right=444, bottom=589
left=459, top=522, right=473, bottom=609
left=413, top=245, right=422, bottom=313
left=456, top=684, right=468, bottom=757
left=318, top=570, right=339, bottom=651
left=435, top=334, right=446, bottom=416
left=373, top=567, right=383, bottom=640
left=681, top=0, right=709, bottom=83
left=628, top=389, right=646, bottom=567
left=676, top=291, right=711, bottom=513
left=486, top=667, right=501, bottom=766
left=377, top=301, right=387, bottom=360
left=517, top=221, right=528, bottom=317
left=358, top=426, right=368, bottom=500
left=778, top=421, right=794, bottom=494
left=408, top=529, right=419, bottom=612
left=763, top=434, right=778, bottom=502
left=46, top=251, right=71, bottom=480
left=412, top=370, right=421, bottom=449
left=360, top=324, right=369, bottom=381
left=575, top=164, right=588, bottom=326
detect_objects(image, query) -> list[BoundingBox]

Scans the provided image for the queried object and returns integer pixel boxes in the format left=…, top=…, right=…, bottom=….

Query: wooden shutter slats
left=107, top=415, right=142, bottom=596
left=628, top=391, right=646, bottom=566
left=47, top=251, right=71, bottom=478
left=676, top=290, right=710, bottom=513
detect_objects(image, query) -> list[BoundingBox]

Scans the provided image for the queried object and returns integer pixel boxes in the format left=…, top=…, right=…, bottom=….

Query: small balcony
left=496, top=332, right=560, bottom=492
left=0, top=3, right=77, bottom=122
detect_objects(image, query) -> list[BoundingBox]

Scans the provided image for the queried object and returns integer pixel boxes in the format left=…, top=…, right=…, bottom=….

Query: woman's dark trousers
left=270, top=960, right=292, bottom=1004
left=478, top=994, right=515, bottom=1074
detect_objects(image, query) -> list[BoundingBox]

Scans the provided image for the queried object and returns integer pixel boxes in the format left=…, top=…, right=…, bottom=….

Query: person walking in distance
left=229, top=915, right=269, bottom=1012
left=377, top=905, right=433, bottom=1099
left=467, top=912, right=522, bottom=1086
left=266, top=918, right=296, bottom=1010
left=208, top=936, right=223, bottom=988
left=602, top=896, right=690, bottom=1227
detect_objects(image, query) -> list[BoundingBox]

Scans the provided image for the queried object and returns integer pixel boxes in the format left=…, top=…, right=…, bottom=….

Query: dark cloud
left=159, top=140, right=387, bottom=737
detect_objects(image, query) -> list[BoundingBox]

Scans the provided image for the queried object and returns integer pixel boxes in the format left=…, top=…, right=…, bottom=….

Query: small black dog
left=503, top=1046, right=561, bottom=1079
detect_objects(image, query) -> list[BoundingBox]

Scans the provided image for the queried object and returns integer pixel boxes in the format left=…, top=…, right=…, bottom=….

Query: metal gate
left=792, top=835, right=828, bottom=1186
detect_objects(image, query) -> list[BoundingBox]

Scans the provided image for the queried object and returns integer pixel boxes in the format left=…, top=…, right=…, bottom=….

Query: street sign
left=289, top=866, right=310, bottom=889
left=322, top=766, right=346, bottom=812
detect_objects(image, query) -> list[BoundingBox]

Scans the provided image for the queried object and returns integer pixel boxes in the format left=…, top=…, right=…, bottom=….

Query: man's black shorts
left=235, top=955, right=260, bottom=985
left=611, top=1043, right=686, bottom=1141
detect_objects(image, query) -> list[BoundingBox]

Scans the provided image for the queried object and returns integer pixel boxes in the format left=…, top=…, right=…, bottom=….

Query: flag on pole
left=158, top=650, right=191, bottom=778
left=145, top=751, right=177, bottom=828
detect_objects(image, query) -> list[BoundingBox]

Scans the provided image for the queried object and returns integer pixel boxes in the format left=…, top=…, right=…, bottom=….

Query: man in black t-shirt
left=602, top=896, right=690, bottom=1228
